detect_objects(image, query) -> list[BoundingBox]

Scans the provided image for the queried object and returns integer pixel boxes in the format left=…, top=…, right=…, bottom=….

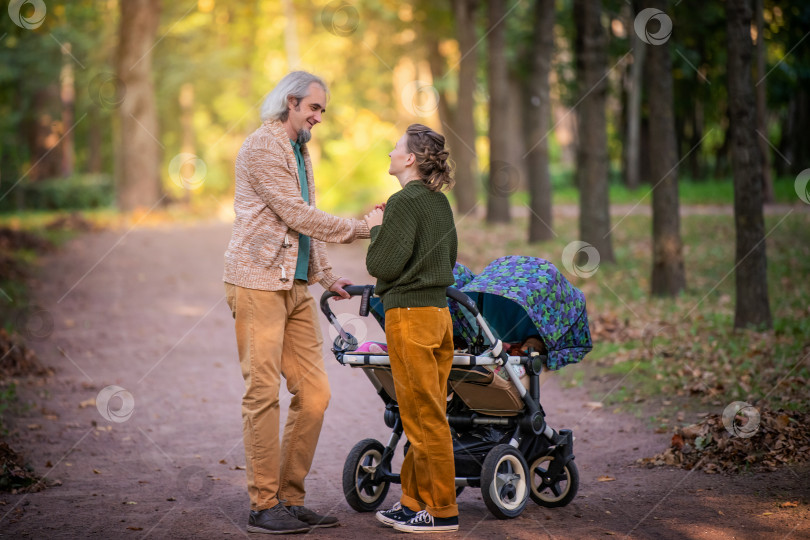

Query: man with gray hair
left=223, top=71, right=381, bottom=534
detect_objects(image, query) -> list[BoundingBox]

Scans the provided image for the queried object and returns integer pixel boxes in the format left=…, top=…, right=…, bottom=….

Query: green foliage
left=0, top=383, right=17, bottom=435
left=0, top=174, right=113, bottom=212
left=0, top=0, right=805, bottom=213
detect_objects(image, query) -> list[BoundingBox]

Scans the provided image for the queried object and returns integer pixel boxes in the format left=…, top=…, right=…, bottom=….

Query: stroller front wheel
left=480, top=444, right=530, bottom=519
left=342, top=438, right=391, bottom=512
left=528, top=455, right=579, bottom=507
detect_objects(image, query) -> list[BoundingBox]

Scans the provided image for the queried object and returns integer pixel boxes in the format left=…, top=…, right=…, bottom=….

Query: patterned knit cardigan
left=223, top=119, right=370, bottom=291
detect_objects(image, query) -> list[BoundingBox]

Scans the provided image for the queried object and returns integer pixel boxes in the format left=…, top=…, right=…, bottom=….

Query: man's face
left=286, top=82, right=326, bottom=144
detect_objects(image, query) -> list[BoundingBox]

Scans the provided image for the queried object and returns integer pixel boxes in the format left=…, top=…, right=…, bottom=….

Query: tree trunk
left=755, top=0, right=773, bottom=202
left=60, top=42, right=75, bottom=178
left=573, top=0, right=614, bottom=261
left=689, top=98, right=705, bottom=180
left=506, top=72, right=528, bottom=191
left=727, top=0, right=772, bottom=330
left=88, top=107, right=103, bottom=174
left=281, top=0, right=299, bottom=68
left=27, top=85, right=63, bottom=182
left=451, top=0, right=479, bottom=215
left=116, top=0, right=162, bottom=211
left=625, top=13, right=644, bottom=190
left=643, top=0, right=685, bottom=297
left=179, top=83, right=196, bottom=204
left=486, top=0, right=511, bottom=223
left=525, top=0, right=554, bottom=243
left=713, top=118, right=731, bottom=179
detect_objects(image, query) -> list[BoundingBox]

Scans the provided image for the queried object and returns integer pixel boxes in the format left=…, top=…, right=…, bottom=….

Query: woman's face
left=388, top=134, right=413, bottom=177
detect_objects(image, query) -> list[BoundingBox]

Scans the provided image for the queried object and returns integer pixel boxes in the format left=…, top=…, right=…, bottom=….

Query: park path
left=0, top=218, right=807, bottom=539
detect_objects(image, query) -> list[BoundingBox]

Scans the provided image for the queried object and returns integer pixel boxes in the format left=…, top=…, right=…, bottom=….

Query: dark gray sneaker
left=247, top=504, right=311, bottom=534
left=286, top=505, right=340, bottom=528
left=375, top=502, right=416, bottom=527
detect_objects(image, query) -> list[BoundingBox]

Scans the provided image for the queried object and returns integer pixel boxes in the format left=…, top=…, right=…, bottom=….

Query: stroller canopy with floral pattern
left=452, top=256, right=592, bottom=370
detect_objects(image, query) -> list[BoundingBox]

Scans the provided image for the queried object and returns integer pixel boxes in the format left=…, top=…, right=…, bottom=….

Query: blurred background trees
left=1, top=0, right=807, bottom=328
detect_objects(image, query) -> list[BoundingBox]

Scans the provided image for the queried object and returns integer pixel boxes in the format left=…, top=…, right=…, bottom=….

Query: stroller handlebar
left=319, top=285, right=480, bottom=322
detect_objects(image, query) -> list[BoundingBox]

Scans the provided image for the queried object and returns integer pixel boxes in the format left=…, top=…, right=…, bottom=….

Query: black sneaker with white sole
left=375, top=502, right=417, bottom=527
left=393, top=510, right=459, bottom=533
left=247, top=504, right=311, bottom=534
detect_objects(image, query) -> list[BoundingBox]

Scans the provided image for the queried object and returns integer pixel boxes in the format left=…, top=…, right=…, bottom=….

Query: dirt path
left=1, top=221, right=807, bottom=539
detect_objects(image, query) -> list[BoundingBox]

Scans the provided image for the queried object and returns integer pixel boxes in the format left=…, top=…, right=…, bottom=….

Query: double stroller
left=319, top=256, right=592, bottom=519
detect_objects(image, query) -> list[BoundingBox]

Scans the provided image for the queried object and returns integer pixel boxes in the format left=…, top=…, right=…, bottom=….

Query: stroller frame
left=320, top=285, right=579, bottom=519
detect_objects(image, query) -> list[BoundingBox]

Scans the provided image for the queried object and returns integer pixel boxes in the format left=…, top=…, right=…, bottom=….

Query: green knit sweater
left=366, top=180, right=457, bottom=310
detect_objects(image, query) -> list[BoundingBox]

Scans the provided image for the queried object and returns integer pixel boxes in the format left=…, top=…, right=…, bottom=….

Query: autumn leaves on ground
left=0, top=206, right=808, bottom=538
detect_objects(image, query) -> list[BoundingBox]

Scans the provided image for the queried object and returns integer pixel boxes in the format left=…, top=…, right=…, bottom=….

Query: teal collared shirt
left=290, top=139, right=310, bottom=280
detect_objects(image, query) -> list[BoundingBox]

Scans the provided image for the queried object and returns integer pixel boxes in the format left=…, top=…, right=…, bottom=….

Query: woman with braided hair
left=364, top=124, right=459, bottom=533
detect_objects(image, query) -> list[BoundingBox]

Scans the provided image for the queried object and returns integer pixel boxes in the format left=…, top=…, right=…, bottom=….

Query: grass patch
left=503, top=173, right=802, bottom=207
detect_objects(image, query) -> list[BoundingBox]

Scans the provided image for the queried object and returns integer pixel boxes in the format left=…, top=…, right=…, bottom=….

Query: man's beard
left=296, top=128, right=311, bottom=145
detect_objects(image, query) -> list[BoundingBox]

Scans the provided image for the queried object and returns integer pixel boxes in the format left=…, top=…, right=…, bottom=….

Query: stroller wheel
left=342, top=438, right=391, bottom=512
left=528, top=455, right=579, bottom=507
left=480, top=444, right=529, bottom=519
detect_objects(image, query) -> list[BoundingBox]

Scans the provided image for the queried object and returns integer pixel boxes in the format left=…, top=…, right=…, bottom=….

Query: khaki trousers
left=225, top=281, right=330, bottom=511
left=385, top=306, right=458, bottom=518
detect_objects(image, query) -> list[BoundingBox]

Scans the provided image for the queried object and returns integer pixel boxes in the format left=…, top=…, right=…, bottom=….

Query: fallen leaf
left=219, top=459, right=227, bottom=464
left=123, top=501, right=137, bottom=505
left=93, top=469, right=101, bottom=474
left=718, top=510, right=724, bottom=515
left=79, top=398, right=96, bottom=409
left=585, top=401, right=604, bottom=409
left=762, top=512, right=773, bottom=516
left=167, top=497, right=176, bottom=501
left=597, top=475, right=616, bottom=482
left=779, top=501, right=798, bottom=508
left=126, top=527, right=143, bottom=531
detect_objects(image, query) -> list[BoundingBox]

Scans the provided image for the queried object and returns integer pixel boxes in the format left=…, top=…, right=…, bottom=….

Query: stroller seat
left=343, top=350, right=531, bottom=416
